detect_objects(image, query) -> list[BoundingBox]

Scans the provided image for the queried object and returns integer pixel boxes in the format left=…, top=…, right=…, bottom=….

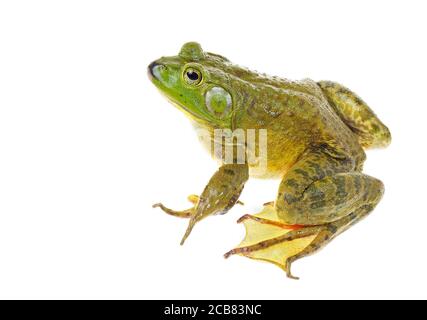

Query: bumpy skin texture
left=148, top=42, right=391, bottom=279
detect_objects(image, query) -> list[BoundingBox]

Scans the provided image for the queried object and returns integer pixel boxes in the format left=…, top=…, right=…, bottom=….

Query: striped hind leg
left=276, top=170, right=385, bottom=279
left=318, top=81, right=391, bottom=149
left=226, top=171, right=384, bottom=279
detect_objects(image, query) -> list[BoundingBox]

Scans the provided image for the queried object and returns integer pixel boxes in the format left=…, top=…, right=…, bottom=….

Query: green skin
left=148, top=42, right=391, bottom=279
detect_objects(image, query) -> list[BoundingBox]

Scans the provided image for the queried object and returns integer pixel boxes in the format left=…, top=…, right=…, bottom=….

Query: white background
left=0, top=0, right=426, bottom=299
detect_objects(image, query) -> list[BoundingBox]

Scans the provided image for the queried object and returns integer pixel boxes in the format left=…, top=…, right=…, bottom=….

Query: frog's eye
left=183, top=67, right=202, bottom=86
left=205, top=86, right=232, bottom=118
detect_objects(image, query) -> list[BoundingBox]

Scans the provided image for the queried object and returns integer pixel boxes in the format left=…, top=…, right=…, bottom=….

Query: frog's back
left=203, top=53, right=388, bottom=172
left=263, top=77, right=391, bottom=153
left=237, top=68, right=387, bottom=149
left=226, top=73, right=365, bottom=175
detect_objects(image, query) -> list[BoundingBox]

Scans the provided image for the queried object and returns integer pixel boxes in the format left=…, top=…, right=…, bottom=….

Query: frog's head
left=148, top=42, right=235, bottom=128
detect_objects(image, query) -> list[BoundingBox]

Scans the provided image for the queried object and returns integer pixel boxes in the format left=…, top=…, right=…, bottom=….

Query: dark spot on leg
left=354, top=174, right=361, bottom=194
left=223, top=168, right=235, bottom=175
left=310, top=200, right=326, bottom=210
left=309, top=188, right=325, bottom=202
left=284, top=193, right=299, bottom=204
left=307, top=161, right=326, bottom=180
left=334, top=175, right=348, bottom=198
left=294, top=169, right=310, bottom=179
left=326, top=224, right=338, bottom=233
left=348, top=212, right=356, bottom=220
left=285, top=179, right=299, bottom=189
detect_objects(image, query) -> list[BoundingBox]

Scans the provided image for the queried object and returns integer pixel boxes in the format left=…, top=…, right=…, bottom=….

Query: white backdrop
left=0, top=0, right=426, bottom=299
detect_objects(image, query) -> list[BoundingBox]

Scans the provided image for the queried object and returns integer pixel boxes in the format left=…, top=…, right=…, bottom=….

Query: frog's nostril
left=148, top=61, right=162, bottom=80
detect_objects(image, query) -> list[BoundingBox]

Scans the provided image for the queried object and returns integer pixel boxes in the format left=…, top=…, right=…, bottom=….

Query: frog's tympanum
left=148, top=42, right=391, bottom=279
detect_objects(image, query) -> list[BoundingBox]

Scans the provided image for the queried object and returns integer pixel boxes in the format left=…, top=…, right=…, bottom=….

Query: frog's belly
left=195, top=125, right=306, bottom=179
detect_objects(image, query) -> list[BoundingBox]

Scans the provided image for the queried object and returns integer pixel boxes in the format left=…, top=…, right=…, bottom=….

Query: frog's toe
left=284, top=259, right=300, bottom=280
left=236, top=213, right=303, bottom=230
left=152, top=202, right=193, bottom=218
left=187, top=194, right=200, bottom=205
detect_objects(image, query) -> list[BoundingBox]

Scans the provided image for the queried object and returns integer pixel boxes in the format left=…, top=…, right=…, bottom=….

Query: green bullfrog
left=148, top=42, right=391, bottom=279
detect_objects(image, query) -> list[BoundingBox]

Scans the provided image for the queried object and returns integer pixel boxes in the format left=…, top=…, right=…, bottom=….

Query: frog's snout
left=147, top=61, right=162, bottom=81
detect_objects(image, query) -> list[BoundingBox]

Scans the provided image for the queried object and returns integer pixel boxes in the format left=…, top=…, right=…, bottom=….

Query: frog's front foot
left=152, top=203, right=193, bottom=218
left=154, top=193, right=246, bottom=246
left=153, top=194, right=244, bottom=219
left=152, top=194, right=201, bottom=219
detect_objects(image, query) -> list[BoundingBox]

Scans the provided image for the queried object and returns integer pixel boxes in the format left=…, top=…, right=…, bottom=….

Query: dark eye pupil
left=186, top=71, right=199, bottom=81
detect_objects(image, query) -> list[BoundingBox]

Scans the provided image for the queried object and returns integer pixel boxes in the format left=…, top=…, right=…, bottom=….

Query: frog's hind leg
left=226, top=150, right=384, bottom=279
left=284, top=203, right=376, bottom=279
left=318, top=81, right=391, bottom=149
left=226, top=191, right=381, bottom=279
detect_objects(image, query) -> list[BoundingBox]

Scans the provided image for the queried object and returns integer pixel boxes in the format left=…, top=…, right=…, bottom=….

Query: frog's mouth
left=147, top=61, right=160, bottom=81
left=161, top=92, right=211, bottom=124
left=153, top=86, right=224, bottom=127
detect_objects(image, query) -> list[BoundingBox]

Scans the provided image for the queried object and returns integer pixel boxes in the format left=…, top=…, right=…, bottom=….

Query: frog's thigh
left=275, top=153, right=384, bottom=225
left=318, top=81, right=391, bottom=148
left=278, top=172, right=384, bottom=225
left=275, top=150, right=351, bottom=224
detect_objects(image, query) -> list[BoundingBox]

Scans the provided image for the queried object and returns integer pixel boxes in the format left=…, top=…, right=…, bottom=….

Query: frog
left=148, top=42, right=391, bottom=279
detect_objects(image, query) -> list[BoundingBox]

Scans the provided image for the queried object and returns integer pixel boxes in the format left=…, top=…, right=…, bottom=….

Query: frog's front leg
left=226, top=150, right=384, bottom=279
left=154, top=163, right=249, bottom=245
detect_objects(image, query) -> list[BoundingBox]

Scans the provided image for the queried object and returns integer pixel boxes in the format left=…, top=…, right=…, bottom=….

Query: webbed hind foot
left=224, top=203, right=321, bottom=279
left=226, top=202, right=376, bottom=279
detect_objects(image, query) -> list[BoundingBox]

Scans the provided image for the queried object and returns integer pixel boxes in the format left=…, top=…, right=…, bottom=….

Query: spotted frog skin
left=148, top=42, right=391, bottom=279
